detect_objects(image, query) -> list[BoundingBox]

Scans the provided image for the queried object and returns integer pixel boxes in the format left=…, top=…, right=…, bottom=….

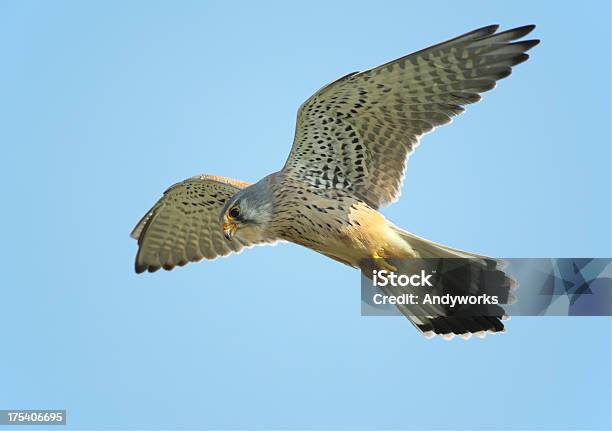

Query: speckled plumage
left=132, top=25, right=539, bottom=339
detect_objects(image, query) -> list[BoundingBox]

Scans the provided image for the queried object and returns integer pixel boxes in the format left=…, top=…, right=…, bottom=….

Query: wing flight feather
left=282, top=25, right=539, bottom=208
left=131, top=174, right=267, bottom=273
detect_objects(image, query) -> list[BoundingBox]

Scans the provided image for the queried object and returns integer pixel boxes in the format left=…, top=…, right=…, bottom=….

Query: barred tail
left=372, top=227, right=515, bottom=340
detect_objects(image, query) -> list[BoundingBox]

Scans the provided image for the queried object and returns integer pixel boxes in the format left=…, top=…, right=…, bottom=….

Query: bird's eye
left=228, top=206, right=240, bottom=219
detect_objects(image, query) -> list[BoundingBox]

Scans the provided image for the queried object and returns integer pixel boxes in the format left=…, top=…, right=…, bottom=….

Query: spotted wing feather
left=131, top=175, right=265, bottom=273
left=282, top=25, right=539, bottom=208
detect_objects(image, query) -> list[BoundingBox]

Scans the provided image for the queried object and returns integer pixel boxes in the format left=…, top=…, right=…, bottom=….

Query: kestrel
left=131, top=25, right=539, bottom=339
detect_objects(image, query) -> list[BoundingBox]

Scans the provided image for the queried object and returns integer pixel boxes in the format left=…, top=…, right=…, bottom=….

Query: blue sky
left=1, top=1, right=610, bottom=429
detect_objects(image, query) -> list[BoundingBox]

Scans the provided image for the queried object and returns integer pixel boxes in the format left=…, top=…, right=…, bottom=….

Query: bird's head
left=220, top=180, right=274, bottom=243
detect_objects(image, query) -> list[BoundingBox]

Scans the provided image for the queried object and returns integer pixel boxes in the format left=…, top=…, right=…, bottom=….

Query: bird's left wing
left=282, top=25, right=539, bottom=208
left=131, top=174, right=270, bottom=273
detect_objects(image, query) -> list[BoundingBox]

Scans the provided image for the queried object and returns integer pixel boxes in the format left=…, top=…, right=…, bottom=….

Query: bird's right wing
left=282, top=25, right=539, bottom=209
left=131, top=174, right=270, bottom=273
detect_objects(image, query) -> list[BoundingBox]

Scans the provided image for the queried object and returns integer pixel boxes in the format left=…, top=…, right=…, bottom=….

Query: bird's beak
left=223, top=222, right=237, bottom=241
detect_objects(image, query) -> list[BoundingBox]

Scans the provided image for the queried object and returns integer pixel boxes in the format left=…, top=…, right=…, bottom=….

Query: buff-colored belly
left=302, top=202, right=414, bottom=267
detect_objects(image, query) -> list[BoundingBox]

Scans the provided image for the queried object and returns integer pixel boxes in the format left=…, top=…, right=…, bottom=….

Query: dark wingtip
left=463, top=24, right=499, bottom=40
left=483, top=24, right=538, bottom=46
left=475, top=24, right=500, bottom=37
left=514, top=24, right=536, bottom=36
left=497, top=24, right=537, bottom=40
left=518, top=39, right=541, bottom=51
left=528, top=39, right=541, bottom=49
left=494, top=66, right=513, bottom=80
left=509, top=53, right=531, bottom=66
left=135, top=262, right=161, bottom=274
left=522, top=24, right=536, bottom=32
left=135, top=262, right=146, bottom=274
left=483, top=24, right=500, bottom=32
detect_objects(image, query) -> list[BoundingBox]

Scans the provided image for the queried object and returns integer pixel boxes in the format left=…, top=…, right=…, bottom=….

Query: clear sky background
left=1, top=1, right=610, bottom=430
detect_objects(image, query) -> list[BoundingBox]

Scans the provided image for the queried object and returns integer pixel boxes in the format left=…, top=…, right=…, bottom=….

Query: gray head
left=219, top=177, right=275, bottom=243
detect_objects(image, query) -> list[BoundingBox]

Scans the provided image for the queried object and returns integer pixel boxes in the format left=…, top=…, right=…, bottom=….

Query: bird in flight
left=131, top=25, right=539, bottom=339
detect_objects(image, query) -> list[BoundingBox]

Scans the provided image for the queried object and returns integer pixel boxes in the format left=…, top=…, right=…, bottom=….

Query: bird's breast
left=273, top=190, right=406, bottom=266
